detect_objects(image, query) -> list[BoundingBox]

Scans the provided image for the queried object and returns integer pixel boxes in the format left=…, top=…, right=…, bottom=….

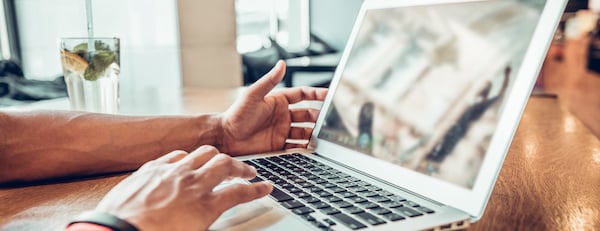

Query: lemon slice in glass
left=61, top=49, right=89, bottom=75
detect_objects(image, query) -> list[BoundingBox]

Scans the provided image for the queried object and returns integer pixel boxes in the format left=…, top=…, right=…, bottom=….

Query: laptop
left=211, top=0, right=567, bottom=230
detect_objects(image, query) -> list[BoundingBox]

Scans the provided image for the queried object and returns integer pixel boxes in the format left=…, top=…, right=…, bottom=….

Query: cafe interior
left=1, top=0, right=599, bottom=230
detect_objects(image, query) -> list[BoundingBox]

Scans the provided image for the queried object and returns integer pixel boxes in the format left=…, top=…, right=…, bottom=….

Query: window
left=235, top=0, right=309, bottom=53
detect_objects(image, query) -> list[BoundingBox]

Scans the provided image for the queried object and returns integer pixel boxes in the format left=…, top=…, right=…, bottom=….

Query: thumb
left=212, top=182, right=273, bottom=214
left=246, top=60, right=286, bottom=99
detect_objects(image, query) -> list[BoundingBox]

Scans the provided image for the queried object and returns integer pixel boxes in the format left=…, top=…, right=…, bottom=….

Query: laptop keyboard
left=243, top=153, right=435, bottom=230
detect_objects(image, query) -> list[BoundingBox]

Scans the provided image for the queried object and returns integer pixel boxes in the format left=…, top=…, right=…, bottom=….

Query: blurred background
left=0, top=0, right=598, bottom=139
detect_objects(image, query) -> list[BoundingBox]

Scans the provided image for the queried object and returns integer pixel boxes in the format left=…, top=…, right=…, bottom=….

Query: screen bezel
left=310, top=0, right=566, bottom=219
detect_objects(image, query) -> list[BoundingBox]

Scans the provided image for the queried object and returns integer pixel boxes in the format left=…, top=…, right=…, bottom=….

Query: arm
left=0, top=111, right=220, bottom=183
left=0, top=61, right=327, bottom=184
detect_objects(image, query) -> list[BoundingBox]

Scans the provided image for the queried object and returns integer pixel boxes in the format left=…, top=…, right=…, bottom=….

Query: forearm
left=0, top=110, right=221, bottom=183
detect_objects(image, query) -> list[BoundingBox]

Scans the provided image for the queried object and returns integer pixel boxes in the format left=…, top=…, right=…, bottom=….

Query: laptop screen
left=318, top=0, right=546, bottom=189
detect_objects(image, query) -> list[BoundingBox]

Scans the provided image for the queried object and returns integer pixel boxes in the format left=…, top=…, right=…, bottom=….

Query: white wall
left=15, top=0, right=181, bottom=89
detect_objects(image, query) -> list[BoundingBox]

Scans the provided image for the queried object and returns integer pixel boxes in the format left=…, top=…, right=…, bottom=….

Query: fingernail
left=261, top=182, right=273, bottom=193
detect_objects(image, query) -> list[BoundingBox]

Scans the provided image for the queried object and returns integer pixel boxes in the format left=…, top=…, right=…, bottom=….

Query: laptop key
left=293, top=191, right=311, bottom=198
left=415, top=206, right=435, bottom=214
left=329, top=170, right=342, bottom=174
left=320, top=207, right=341, bottom=215
left=292, top=206, right=315, bottom=215
left=292, top=178, right=306, bottom=184
left=355, top=212, right=387, bottom=226
left=403, top=201, right=420, bottom=207
left=249, top=176, right=264, bottom=183
left=322, top=183, right=337, bottom=188
left=323, top=218, right=336, bottom=226
left=365, top=185, right=382, bottom=191
left=331, top=178, right=349, bottom=184
left=301, top=214, right=317, bottom=222
left=347, top=177, right=361, bottom=182
left=371, top=196, right=391, bottom=203
left=323, top=196, right=342, bottom=203
left=270, top=187, right=294, bottom=202
left=347, top=186, right=368, bottom=193
left=313, top=221, right=332, bottom=230
left=301, top=196, right=321, bottom=204
left=298, top=182, right=313, bottom=188
left=330, top=187, right=346, bottom=193
left=280, top=183, right=295, bottom=189
left=355, top=181, right=371, bottom=187
left=339, top=192, right=357, bottom=198
left=348, top=196, right=367, bottom=203
left=370, top=207, right=392, bottom=215
left=316, top=191, right=333, bottom=198
left=357, top=202, right=379, bottom=209
left=273, top=178, right=286, bottom=185
left=286, top=187, right=302, bottom=194
left=281, top=200, right=304, bottom=209
left=344, top=206, right=365, bottom=214
left=378, top=190, right=395, bottom=196
left=307, top=187, right=323, bottom=193
left=336, top=173, right=351, bottom=178
left=358, top=191, right=379, bottom=197
left=309, top=167, right=322, bottom=171
left=312, top=201, right=331, bottom=209
left=331, top=213, right=367, bottom=230
left=382, top=213, right=406, bottom=222
left=300, top=173, right=315, bottom=178
left=389, top=195, right=407, bottom=202
left=339, top=182, right=357, bottom=188
left=381, top=200, right=403, bottom=208
left=394, top=207, right=423, bottom=218
left=333, top=201, right=353, bottom=208
left=312, top=178, right=327, bottom=184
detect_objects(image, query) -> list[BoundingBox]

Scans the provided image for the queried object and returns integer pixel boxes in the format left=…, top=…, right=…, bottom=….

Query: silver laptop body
left=212, top=0, right=567, bottom=230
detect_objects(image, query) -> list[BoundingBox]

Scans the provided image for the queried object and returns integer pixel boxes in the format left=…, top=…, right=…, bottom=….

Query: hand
left=95, top=146, right=272, bottom=231
left=218, top=61, right=328, bottom=155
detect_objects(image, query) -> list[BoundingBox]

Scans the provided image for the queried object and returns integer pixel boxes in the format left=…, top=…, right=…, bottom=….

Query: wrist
left=193, top=114, right=226, bottom=152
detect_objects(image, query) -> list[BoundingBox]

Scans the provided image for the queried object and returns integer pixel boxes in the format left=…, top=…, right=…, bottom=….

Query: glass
left=60, top=37, right=120, bottom=113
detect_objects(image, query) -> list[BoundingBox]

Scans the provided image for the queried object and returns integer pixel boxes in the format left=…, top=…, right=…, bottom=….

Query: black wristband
left=68, top=211, right=139, bottom=231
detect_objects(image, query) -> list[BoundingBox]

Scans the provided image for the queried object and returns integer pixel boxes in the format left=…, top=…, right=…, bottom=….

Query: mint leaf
left=83, top=51, right=117, bottom=81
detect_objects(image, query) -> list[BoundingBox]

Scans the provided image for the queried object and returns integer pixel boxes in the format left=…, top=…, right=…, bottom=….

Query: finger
left=155, top=150, right=189, bottom=164
left=284, top=143, right=309, bottom=149
left=138, top=150, right=189, bottom=171
left=179, top=145, right=220, bottom=169
left=195, top=154, right=257, bottom=189
left=289, top=127, right=313, bottom=140
left=246, top=61, right=286, bottom=99
left=211, top=182, right=272, bottom=213
left=290, top=108, right=320, bottom=123
left=276, top=87, right=328, bottom=104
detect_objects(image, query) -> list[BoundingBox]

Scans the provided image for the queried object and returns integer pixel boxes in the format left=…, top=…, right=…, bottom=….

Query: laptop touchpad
left=209, top=179, right=284, bottom=230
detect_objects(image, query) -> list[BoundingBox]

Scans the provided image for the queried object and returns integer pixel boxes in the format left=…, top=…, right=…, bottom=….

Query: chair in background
left=242, top=34, right=341, bottom=87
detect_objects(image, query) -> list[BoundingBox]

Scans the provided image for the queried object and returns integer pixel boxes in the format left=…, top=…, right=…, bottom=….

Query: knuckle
left=213, top=153, right=234, bottom=167
left=171, top=150, right=188, bottom=155
left=199, top=145, right=219, bottom=154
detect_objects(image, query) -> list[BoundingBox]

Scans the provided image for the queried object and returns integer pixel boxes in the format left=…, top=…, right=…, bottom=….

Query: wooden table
left=1, top=88, right=599, bottom=231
